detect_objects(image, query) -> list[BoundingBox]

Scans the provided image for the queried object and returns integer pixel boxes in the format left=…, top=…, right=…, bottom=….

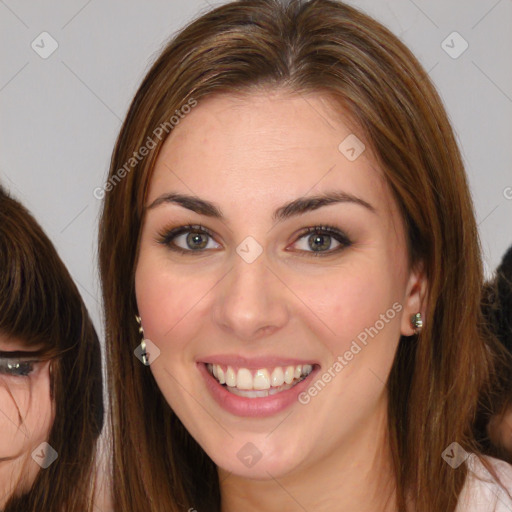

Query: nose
left=212, top=248, right=290, bottom=341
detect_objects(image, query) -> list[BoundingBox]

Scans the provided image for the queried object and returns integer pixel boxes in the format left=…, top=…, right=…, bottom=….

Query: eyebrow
left=146, top=190, right=376, bottom=222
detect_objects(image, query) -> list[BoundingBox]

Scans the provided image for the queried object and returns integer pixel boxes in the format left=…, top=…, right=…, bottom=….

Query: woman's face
left=0, top=335, right=55, bottom=503
left=135, top=90, right=426, bottom=479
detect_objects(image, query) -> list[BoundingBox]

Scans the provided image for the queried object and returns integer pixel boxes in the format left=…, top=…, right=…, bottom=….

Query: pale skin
left=135, top=90, right=428, bottom=511
left=0, top=336, right=55, bottom=508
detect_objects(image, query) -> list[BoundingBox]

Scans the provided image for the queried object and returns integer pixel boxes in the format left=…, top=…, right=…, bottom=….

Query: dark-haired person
left=0, top=185, right=106, bottom=511
left=98, top=1, right=512, bottom=510
left=481, top=245, right=512, bottom=462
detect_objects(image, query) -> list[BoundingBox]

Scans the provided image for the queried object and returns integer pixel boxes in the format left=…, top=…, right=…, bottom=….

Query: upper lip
left=197, top=354, right=318, bottom=369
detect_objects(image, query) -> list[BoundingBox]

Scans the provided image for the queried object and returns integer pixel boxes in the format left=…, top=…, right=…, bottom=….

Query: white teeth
left=228, top=380, right=296, bottom=397
left=207, top=362, right=314, bottom=393
left=237, top=368, right=253, bottom=390
left=284, top=366, right=295, bottom=384
left=226, top=366, right=236, bottom=387
left=270, top=367, right=284, bottom=387
left=302, top=364, right=313, bottom=375
left=253, top=369, right=270, bottom=390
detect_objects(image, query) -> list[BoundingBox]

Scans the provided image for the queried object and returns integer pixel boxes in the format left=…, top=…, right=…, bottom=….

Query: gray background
left=1, top=0, right=511, bottom=335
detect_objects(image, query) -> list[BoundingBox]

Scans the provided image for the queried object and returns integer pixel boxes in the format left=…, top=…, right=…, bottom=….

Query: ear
left=400, top=260, right=428, bottom=336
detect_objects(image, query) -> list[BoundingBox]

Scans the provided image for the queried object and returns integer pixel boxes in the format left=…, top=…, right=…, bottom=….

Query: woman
left=481, top=245, right=512, bottom=462
left=98, top=0, right=512, bottom=510
left=0, top=185, right=105, bottom=511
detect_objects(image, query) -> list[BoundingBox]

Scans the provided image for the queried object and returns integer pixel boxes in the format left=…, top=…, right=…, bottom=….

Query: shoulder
left=456, top=454, right=512, bottom=512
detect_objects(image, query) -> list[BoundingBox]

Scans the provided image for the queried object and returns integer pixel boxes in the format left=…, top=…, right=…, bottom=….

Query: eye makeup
left=0, top=350, right=51, bottom=378
left=156, top=223, right=353, bottom=258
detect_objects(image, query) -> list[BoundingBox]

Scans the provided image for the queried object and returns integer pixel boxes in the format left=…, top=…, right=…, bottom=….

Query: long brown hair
left=98, top=1, right=512, bottom=510
left=0, top=185, right=104, bottom=511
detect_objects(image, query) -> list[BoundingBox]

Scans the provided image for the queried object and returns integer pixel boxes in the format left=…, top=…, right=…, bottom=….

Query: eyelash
left=157, top=223, right=352, bottom=257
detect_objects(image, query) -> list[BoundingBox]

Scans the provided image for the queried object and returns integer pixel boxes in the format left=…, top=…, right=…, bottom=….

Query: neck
left=218, top=393, right=398, bottom=512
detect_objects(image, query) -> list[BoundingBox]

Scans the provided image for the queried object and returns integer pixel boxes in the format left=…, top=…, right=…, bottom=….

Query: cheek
left=28, top=369, right=55, bottom=443
left=286, top=256, right=403, bottom=356
left=135, top=254, right=212, bottom=349
left=0, top=379, right=32, bottom=455
left=0, top=372, right=53, bottom=457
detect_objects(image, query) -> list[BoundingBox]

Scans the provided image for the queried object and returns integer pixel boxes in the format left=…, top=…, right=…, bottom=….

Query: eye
left=0, top=358, right=35, bottom=377
left=158, top=223, right=352, bottom=257
left=289, top=225, right=352, bottom=257
left=157, top=224, right=221, bottom=254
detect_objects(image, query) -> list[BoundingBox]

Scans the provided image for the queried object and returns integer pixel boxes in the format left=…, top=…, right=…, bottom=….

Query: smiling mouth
left=205, top=363, right=314, bottom=398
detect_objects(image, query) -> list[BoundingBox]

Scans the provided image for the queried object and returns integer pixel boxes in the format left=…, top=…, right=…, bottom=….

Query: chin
left=203, top=433, right=311, bottom=480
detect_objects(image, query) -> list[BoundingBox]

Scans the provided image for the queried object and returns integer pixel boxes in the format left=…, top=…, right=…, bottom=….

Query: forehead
left=147, top=90, right=395, bottom=219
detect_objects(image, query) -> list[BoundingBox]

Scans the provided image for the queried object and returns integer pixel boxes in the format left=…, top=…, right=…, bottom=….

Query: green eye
left=157, top=223, right=352, bottom=257
left=157, top=224, right=219, bottom=254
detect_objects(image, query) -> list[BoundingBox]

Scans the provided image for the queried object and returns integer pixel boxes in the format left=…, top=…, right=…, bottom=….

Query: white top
left=456, top=455, right=512, bottom=511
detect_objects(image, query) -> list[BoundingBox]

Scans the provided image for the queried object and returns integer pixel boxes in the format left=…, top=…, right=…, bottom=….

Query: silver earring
left=410, top=312, right=423, bottom=332
left=135, top=314, right=148, bottom=365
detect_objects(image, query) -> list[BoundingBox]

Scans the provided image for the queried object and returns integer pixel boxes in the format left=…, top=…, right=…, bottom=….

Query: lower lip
left=197, top=362, right=318, bottom=418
